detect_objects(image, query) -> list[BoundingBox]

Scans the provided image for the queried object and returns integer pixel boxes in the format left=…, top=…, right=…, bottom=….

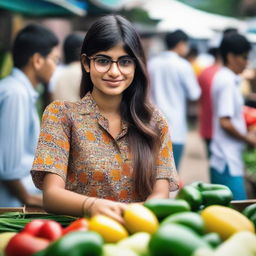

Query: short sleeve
left=31, top=101, right=71, bottom=189
left=216, top=82, right=234, bottom=118
left=181, top=60, right=201, bottom=101
left=153, top=110, right=179, bottom=192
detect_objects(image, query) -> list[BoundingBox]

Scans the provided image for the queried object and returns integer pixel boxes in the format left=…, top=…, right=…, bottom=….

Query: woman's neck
left=91, top=90, right=121, bottom=116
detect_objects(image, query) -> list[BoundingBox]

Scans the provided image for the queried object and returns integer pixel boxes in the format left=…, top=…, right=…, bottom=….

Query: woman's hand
left=87, top=198, right=128, bottom=224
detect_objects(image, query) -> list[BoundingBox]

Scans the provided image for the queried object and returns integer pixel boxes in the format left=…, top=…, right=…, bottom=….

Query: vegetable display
left=1, top=182, right=256, bottom=256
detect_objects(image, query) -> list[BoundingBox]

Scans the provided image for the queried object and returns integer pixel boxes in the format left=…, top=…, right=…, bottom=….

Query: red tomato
left=62, top=218, right=88, bottom=235
left=23, top=219, right=46, bottom=235
left=5, top=233, right=49, bottom=256
left=36, top=220, right=63, bottom=241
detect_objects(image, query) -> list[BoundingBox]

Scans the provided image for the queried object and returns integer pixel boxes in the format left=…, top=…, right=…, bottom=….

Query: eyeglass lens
left=91, top=56, right=135, bottom=73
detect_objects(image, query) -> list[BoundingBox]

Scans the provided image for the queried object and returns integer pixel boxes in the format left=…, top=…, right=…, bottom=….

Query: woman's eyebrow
left=94, top=53, right=130, bottom=58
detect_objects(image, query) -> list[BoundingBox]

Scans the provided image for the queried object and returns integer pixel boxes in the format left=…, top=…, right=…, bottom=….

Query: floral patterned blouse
left=31, top=92, right=178, bottom=202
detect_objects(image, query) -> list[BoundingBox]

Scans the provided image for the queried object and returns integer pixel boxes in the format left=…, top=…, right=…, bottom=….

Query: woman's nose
left=108, top=62, right=121, bottom=76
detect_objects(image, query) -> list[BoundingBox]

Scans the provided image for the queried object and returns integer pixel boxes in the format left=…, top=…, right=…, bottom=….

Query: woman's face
left=82, top=44, right=135, bottom=98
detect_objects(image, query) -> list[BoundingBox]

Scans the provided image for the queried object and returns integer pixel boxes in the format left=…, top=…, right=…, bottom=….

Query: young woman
left=31, top=15, right=179, bottom=223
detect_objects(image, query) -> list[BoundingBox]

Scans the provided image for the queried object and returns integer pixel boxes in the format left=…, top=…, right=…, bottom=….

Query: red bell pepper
left=23, top=219, right=62, bottom=241
left=62, top=218, right=88, bottom=235
left=5, top=232, right=49, bottom=256
left=23, top=219, right=47, bottom=235
left=5, top=219, right=63, bottom=256
left=36, top=220, right=63, bottom=241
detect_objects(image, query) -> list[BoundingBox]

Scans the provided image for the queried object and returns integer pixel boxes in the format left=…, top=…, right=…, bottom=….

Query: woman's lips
left=103, top=79, right=123, bottom=87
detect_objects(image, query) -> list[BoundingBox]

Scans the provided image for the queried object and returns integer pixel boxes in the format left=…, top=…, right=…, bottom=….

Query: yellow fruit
left=0, top=232, right=17, bottom=251
left=89, top=215, right=128, bottom=243
left=201, top=205, right=255, bottom=240
left=124, top=203, right=159, bottom=234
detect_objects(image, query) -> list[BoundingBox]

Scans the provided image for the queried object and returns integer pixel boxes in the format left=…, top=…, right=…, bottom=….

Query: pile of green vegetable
left=1, top=182, right=256, bottom=256
left=0, top=212, right=76, bottom=233
left=243, top=148, right=256, bottom=176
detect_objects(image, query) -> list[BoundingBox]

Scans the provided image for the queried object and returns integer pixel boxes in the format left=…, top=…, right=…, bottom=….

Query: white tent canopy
left=139, top=0, right=247, bottom=39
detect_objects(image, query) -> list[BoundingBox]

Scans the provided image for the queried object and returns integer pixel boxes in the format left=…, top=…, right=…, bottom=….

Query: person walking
left=148, top=30, right=201, bottom=169
left=52, top=33, right=84, bottom=102
left=0, top=24, right=59, bottom=207
left=198, top=47, right=221, bottom=157
left=210, top=32, right=256, bottom=200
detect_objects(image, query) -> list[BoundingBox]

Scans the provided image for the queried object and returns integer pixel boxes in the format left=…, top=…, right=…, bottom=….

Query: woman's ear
left=81, top=54, right=90, bottom=73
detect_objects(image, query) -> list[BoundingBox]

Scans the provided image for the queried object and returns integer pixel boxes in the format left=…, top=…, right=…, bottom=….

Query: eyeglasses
left=87, top=55, right=136, bottom=74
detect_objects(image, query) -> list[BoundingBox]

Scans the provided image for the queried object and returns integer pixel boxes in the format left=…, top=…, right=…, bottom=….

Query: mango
left=201, top=205, right=255, bottom=240
left=89, top=215, right=128, bottom=243
left=124, top=204, right=159, bottom=234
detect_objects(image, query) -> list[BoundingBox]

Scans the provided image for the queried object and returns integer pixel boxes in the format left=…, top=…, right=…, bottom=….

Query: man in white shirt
left=0, top=24, right=59, bottom=207
left=148, top=30, right=201, bottom=169
left=52, top=33, right=84, bottom=102
left=210, top=32, right=256, bottom=200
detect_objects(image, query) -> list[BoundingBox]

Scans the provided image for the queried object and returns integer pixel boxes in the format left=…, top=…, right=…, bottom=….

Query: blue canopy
left=0, top=0, right=87, bottom=16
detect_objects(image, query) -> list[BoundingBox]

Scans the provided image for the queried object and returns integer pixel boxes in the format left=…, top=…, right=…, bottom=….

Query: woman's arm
left=220, top=116, right=256, bottom=146
left=43, top=173, right=127, bottom=223
left=146, top=179, right=170, bottom=200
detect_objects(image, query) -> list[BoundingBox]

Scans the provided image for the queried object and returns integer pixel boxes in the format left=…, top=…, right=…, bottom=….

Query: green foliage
left=177, top=0, right=242, bottom=17
left=243, top=148, right=256, bottom=175
left=120, top=7, right=159, bottom=25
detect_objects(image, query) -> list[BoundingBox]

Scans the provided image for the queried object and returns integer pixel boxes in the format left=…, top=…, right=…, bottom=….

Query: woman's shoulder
left=151, top=105, right=169, bottom=129
left=42, top=100, right=83, bottom=123
left=46, top=99, right=82, bottom=112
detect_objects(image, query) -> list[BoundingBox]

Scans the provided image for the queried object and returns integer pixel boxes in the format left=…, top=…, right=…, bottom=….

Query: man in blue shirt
left=0, top=24, right=59, bottom=207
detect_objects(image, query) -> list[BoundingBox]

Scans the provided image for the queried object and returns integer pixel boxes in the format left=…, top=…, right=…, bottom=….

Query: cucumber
left=144, top=199, right=190, bottom=219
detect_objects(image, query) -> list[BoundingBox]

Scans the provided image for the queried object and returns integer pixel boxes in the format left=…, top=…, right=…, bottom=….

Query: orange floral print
left=110, top=169, right=121, bottom=181
left=85, top=131, right=96, bottom=141
left=160, top=147, right=169, bottom=158
left=93, top=171, right=104, bottom=182
left=102, top=132, right=111, bottom=144
left=79, top=172, right=87, bottom=184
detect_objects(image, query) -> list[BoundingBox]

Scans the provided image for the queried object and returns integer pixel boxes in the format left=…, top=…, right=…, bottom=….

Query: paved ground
left=178, top=128, right=210, bottom=185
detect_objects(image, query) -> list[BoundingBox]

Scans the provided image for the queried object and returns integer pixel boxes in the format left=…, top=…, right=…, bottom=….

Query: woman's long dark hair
left=80, top=15, right=160, bottom=199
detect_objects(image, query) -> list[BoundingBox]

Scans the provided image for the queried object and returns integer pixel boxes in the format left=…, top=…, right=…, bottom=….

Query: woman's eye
left=119, top=58, right=133, bottom=66
left=95, top=58, right=110, bottom=65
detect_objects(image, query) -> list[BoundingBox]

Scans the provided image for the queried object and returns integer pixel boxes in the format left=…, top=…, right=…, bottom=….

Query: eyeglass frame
left=84, top=54, right=136, bottom=74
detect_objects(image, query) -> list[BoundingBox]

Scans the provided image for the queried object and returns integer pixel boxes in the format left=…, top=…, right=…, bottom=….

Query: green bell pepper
left=243, top=203, right=256, bottom=227
left=144, top=198, right=190, bottom=219
left=160, top=212, right=205, bottom=235
left=191, top=182, right=233, bottom=207
left=149, top=223, right=211, bottom=256
left=33, top=231, right=103, bottom=256
left=176, top=185, right=203, bottom=211
left=176, top=182, right=233, bottom=211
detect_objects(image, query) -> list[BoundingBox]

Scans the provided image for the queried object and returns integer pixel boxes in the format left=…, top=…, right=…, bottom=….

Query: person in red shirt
left=198, top=47, right=221, bottom=157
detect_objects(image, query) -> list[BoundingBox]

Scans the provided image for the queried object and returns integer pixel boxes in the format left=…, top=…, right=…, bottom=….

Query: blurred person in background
left=198, top=46, right=222, bottom=157
left=52, top=33, right=84, bottom=102
left=148, top=30, right=201, bottom=170
left=0, top=24, right=59, bottom=207
left=186, top=46, right=202, bottom=77
left=210, top=32, right=256, bottom=200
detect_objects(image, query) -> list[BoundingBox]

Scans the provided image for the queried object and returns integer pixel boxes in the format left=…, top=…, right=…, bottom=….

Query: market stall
left=1, top=182, right=256, bottom=256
